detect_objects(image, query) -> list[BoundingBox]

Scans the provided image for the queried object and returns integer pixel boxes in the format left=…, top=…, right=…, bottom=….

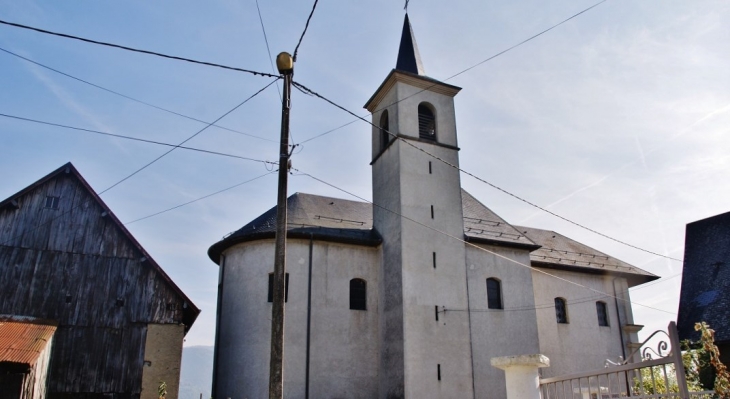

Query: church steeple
left=395, top=14, right=425, bottom=75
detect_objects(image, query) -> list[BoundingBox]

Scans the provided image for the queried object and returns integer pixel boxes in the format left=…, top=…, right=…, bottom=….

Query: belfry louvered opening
left=418, top=103, right=436, bottom=140
left=380, top=110, right=390, bottom=150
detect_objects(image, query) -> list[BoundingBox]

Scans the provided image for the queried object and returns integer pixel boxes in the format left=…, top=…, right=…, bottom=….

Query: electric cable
left=296, top=170, right=676, bottom=316
left=98, top=78, right=278, bottom=194
left=0, top=46, right=277, bottom=143
left=0, top=113, right=276, bottom=165
left=125, top=170, right=276, bottom=225
left=292, top=80, right=682, bottom=263
left=254, top=0, right=282, bottom=102
left=292, top=0, right=319, bottom=62
left=298, top=0, right=607, bottom=144
left=0, top=19, right=279, bottom=78
left=0, top=79, right=278, bottom=248
left=629, top=272, right=681, bottom=292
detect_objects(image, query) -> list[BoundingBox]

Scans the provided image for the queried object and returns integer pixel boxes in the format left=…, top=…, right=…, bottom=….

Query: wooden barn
left=0, top=162, right=200, bottom=399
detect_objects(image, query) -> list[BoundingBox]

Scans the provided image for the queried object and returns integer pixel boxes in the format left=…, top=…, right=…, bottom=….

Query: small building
left=677, top=210, right=730, bottom=365
left=0, top=316, right=56, bottom=399
left=0, top=162, right=200, bottom=399
left=208, top=15, right=658, bottom=399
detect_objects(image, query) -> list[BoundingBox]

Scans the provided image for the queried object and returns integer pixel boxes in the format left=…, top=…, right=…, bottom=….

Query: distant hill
left=179, top=345, right=214, bottom=399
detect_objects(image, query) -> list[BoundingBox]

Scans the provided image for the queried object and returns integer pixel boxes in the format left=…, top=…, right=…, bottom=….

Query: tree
left=158, top=381, right=167, bottom=399
left=695, top=322, right=730, bottom=398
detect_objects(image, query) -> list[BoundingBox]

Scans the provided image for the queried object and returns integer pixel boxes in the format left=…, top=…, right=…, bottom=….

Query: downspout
left=612, top=278, right=627, bottom=362
left=463, top=247, right=476, bottom=399
left=211, top=254, right=226, bottom=399
left=305, top=234, right=314, bottom=399
left=613, top=278, right=631, bottom=395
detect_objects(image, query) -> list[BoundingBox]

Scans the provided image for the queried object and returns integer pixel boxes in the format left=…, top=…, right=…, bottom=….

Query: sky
left=1, top=0, right=728, bottom=348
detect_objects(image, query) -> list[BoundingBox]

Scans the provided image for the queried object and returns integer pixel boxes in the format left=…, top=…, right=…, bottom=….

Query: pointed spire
left=396, top=14, right=425, bottom=75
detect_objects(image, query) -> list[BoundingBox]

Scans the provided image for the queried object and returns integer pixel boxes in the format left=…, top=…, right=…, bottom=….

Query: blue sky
left=1, top=0, right=728, bottom=346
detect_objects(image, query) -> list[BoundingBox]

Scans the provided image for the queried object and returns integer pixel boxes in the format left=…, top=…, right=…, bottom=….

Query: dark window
left=429, top=161, right=432, bottom=174
left=555, top=297, right=568, bottom=323
left=437, top=364, right=441, bottom=381
left=418, top=103, right=436, bottom=140
left=350, top=278, right=367, bottom=310
left=45, top=196, right=59, bottom=210
left=486, top=278, right=502, bottom=309
left=268, top=273, right=289, bottom=303
left=380, top=110, right=390, bottom=150
left=432, top=252, right=436, bottom=269
left=596, top=301, right=609, bottom=326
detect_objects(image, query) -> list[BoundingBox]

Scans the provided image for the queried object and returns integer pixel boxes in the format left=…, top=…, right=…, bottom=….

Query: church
left=208, top=15, right=658, bottom=399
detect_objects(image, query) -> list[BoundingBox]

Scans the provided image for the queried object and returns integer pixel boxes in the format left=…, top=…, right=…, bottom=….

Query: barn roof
left=0, top=163, right=200, bottom=331
left=0, top=315, right=57, bottom=370
left=677, top=210, right=730, bottom=344
left=208, top=191, right=657, bottom=285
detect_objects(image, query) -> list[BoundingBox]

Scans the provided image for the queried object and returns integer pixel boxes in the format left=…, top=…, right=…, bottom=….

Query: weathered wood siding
left=0, top=170, right=189, bottom=398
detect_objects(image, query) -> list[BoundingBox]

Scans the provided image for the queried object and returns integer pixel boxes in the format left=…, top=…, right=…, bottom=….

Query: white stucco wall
left=371, top=75, right=475, bottom=398
left=215, top=238, right=380, bottom=399
left=466, top=243, right=541, bottom=399
left=532, top=268, right=629, bottom=378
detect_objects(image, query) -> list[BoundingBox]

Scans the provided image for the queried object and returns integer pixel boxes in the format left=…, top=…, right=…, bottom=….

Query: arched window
left=554, top=297, right=568, bottom=324
left=486, top=278, right=502, bottom=309
left=350, top=278, right=367, bottom=310
left=596, top=301, right=609, bottom=326
left=418, top=103, right=436, bottom=140
left=380, top=110, right=390, bottom=150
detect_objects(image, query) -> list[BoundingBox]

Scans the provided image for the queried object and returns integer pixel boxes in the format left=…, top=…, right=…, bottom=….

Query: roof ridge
left=0, top=163, right=200, bottom=330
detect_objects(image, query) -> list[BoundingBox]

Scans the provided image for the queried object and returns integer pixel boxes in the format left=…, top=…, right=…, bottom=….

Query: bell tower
left=365, top=14, right=474, bottom=399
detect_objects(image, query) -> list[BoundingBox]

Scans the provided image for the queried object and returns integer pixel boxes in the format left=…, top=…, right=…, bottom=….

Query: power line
left=0, top=19, right=279, bottom=78
left=298, top=170, right=676, bottom=316
left=125, top=171, right=276, bottom=225
left=99, top=78, right=279, bottom=194
left=442, top=0, right=607, bottom=82
left=0, top=76, right=279, bottom=245
left=0, top=113, right=276, bottom=165
left=630, top=272, right=681, bottom=292
left=0, top=46, right=278, bottom=143
left=254, top=0, right=282, bottom=102
left=446, top=294, right=613, bottom=314
left=0, top=81, right=278, bottom=248
left=292, top=80, right=683, bottom=263
left=292, top=0, right=319, bottom=62
left=298, top=0, right=607, bottom=144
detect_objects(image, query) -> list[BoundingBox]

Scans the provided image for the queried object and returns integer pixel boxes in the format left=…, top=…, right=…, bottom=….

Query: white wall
left=466, top=243, right=541, bottom=399
left=215, top=239, right=380, bottom=399
left=532, top=269, right=629, bottom=378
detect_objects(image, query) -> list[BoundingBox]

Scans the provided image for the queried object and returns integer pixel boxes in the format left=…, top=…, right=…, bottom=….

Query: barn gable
left=0, top=162, right=199, bottom=398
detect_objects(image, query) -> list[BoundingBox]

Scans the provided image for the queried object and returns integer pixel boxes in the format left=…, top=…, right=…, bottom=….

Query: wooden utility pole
left=269, top=52, right=293, bottom=399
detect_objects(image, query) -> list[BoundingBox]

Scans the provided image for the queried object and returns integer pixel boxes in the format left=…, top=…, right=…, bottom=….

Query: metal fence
left=539, top=322, right=715, bottom=399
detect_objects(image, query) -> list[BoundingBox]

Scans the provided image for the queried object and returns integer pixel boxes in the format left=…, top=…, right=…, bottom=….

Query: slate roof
left=396, top=14, right=425, bottom=75
left=209, top=191, right=657, bottom=286
left=0, top=315, right=57, bottom=369
left=461, top=190, right=539, bottom=250
left=677, top=211, right=730, bottom=344
left=515, top=226, right=658, bottom=287
left=208, top=193, right=381, bottom=263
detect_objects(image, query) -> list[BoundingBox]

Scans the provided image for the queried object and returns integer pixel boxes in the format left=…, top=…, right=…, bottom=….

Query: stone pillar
left=491, top=354, right=549, bottom=399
